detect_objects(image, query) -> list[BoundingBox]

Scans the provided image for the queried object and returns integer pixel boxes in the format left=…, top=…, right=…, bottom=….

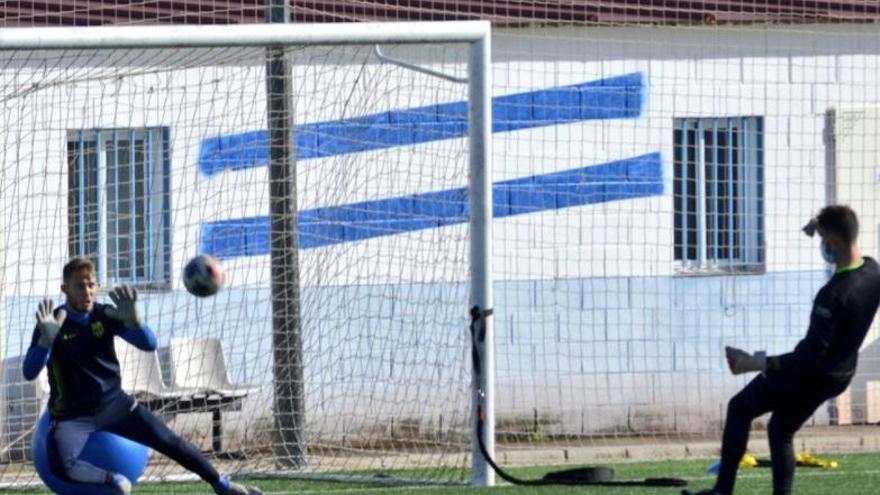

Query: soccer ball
left=183, top=255, right=225, bottom=297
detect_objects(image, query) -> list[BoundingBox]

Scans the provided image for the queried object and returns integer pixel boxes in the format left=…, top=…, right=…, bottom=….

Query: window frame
left=673, top=116, right=765, bottom=275
left=67, top=127, right=172, bottom=290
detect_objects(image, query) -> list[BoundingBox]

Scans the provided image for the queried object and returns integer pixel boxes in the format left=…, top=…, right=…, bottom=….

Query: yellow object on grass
left=795, top=453, right=839, bottom=469
left=739, top=453, right=759, bottom=468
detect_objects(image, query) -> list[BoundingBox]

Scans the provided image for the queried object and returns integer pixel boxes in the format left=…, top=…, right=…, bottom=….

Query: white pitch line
left=686, top=468, right=880, bottom=482
left=254, top=469, right=880, bottom=495
left=257, top=485, right=455, bottom=495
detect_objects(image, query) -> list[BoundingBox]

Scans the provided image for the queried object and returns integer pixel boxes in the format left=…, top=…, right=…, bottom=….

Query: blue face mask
left=821, top=242, right=836, bottom=264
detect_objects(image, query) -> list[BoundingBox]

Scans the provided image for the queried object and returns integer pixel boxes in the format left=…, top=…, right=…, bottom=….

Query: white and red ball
left=183, top=255, right=225, bottom=297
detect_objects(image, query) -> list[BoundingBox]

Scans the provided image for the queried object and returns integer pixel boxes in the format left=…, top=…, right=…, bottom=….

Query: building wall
left=2, top=24, right=879, bottom=442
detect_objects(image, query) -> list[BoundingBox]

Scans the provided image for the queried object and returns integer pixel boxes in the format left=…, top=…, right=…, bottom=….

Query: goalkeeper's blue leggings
left=49, top=392, right=221, bottom=487
left=713, top=372, right=847, bottom=495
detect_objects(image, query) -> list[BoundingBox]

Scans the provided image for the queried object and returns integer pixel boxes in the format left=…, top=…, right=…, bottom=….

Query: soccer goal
left=0, top=22, right=494, bottom=488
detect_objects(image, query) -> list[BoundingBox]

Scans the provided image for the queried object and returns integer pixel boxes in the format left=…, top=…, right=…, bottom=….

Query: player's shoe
left=215, top=476, right=263, bottom=495
left=109, top=473, right=132, bottom=495
left=681, top=490, right=721, bottom=495
left=225, top=482, right=262, bottom=495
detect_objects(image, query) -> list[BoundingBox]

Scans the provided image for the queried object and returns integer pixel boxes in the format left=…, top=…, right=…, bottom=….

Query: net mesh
left=0, top=43, right=475, bottom=487
left=3, top=0, right=880, bottom=491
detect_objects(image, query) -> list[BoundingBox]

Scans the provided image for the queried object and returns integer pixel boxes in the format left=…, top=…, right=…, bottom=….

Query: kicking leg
left=712, top=374, right=781, bottom=494
left=102, top=402, right=261, bottom=494
left=102, top=402, right=220, bottom=484
left=685, top=374, right=787, bottom=495
left=767, top=379, right=847, bottom=495
left=767, top=412, right=799, bottom=495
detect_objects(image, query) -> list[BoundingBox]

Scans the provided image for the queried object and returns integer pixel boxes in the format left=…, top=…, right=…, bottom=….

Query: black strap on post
left=468, top=306, right=687, bottom=488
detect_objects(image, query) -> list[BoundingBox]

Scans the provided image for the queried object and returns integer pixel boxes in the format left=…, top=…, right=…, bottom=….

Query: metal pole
left=0, top=23, right=489, bottom=49
left=680, top=119, right=689, bottom=267
left=468, top=34, right=494, bottom=487
left=129, top=130, right=137, bottom=282
left=711, top=120, right=719, bottom=264
left=96, top=130, right=107, bottom=285
left=146, top=128, right=154, bottom=281
left=77, top=132, right=86, bottom=256
left=266, top=0, right=307, bottom=469
left=112, top=130, right=120, bottom=282
left=696, top=120, right=706, bottom=268
left=727, top=119, right=734, bottom=266
left=741, top=118, right=749, bottom=265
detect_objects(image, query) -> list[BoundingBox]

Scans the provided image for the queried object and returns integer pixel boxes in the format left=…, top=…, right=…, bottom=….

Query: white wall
left=2, top=23, right=879, bottom=444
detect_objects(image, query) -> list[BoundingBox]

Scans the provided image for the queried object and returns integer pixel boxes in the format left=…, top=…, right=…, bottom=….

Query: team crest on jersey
left=91, top=321, right=105, bottom=338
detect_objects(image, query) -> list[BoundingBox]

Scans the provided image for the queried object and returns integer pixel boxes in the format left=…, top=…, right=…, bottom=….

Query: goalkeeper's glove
left=725, top=346, right=767, bottom=375
left=105, top=285, right=142, bottom=329
left=35, top=299, right=66, bottom=348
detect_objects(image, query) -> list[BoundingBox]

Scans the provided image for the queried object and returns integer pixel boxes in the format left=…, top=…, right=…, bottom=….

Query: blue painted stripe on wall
left=199, top=73, right=644, bottom=176
left=200, top=152, right=661, bottom=259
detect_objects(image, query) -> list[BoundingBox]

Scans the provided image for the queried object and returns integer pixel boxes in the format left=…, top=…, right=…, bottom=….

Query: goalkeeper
left=22, top=257, right=261, bottom=495
left=685, top=205, right=880, bottom=495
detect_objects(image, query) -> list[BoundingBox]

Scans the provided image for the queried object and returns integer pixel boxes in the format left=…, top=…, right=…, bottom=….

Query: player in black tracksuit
left=685, top=205, right=880, bottom=495
left=23, top=257, right=261, bottom=495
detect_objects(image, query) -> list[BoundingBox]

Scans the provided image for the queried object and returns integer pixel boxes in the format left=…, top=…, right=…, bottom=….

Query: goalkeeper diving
left=22, top=256, right=261, bottom=494
left=684, top=205, right=880, bottom=495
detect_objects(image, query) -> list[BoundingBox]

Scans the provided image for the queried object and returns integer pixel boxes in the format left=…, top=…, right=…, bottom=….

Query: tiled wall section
left=3, top=269, right=827, bottom=438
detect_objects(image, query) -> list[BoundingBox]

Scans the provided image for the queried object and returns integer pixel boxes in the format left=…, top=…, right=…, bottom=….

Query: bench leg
left=212, top=409, right=222, bottom=453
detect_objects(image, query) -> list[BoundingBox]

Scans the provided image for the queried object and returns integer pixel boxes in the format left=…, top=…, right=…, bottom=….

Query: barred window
left=674, top=117, right=764, bottom=274
left=67, top=128, right=171, bottom=288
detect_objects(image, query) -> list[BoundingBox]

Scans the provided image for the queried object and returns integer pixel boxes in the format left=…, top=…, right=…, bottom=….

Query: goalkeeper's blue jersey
left=26, top=303, right=127, bottom=419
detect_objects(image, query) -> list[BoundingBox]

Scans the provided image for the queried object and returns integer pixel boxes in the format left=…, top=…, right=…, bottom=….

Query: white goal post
left=0, top=21, right=494, bottom=487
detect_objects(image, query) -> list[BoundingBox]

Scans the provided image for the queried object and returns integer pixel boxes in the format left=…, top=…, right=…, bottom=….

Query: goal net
left=5, top=6, right=880, bottom=492
left=0, top=23, right=491, bottom=488
left=483, top=20, right=880, bottom=475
